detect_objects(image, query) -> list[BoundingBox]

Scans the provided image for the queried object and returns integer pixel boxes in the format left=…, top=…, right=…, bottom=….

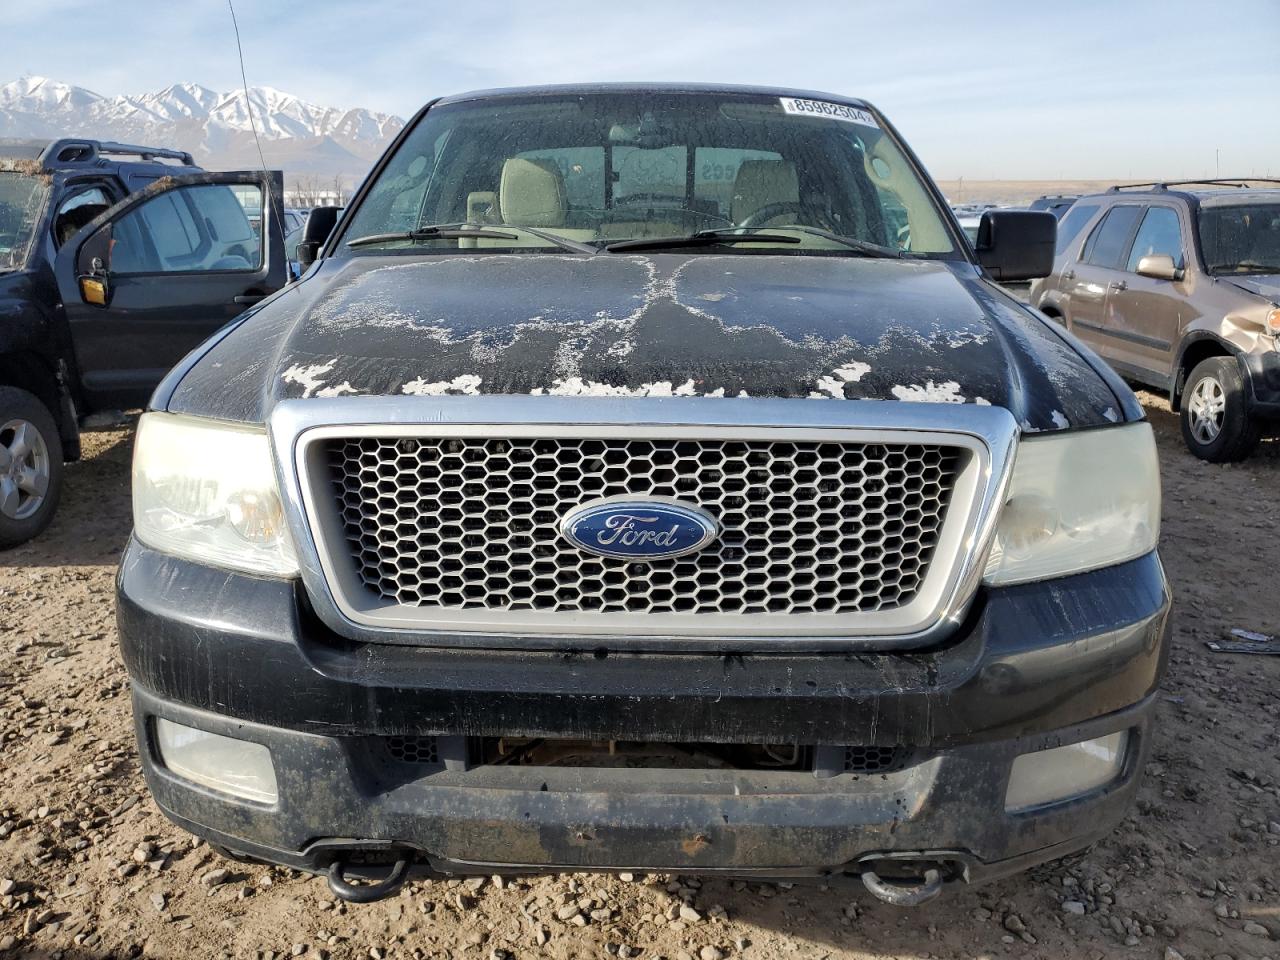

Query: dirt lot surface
left=0, top=396, right=1277, bottom=960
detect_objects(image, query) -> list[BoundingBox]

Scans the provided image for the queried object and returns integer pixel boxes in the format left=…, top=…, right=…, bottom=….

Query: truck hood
left=167, top=253, right=1129, bottom=431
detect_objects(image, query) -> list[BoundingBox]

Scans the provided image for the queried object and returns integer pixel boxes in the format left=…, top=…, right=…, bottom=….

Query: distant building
left=284, top=187, right=346, bottom=209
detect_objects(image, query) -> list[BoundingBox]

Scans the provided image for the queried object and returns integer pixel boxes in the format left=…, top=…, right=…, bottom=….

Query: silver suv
left=1031, top=180, right=1280, bottom=461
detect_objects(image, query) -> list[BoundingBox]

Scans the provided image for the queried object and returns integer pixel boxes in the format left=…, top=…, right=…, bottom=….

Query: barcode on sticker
left=779, top=97, right=879, bottom=128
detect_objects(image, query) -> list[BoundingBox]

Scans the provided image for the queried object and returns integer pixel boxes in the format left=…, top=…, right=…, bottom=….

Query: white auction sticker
left=779, top=97, right=879, bottom=128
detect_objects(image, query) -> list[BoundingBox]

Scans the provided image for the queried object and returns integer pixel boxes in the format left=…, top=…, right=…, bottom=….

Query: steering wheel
left=737, top=201, right=805, bottom=229
left=737, top=202, right=847, bottom=236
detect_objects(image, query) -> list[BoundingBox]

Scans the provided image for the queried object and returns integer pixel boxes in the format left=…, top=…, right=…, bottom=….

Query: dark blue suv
left=0, top=138, right=286, bottom=546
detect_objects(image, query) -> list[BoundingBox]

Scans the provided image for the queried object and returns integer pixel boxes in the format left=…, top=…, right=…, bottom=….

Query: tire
left=1180, top=357, right=1261, bottom=463
left=0, top=386, right=64, bottom=549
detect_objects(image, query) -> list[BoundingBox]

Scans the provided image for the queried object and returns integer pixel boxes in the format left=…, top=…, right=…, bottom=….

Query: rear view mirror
left=974, top=210, right=1057, bottom=281
left=297, top=206, right=342, bottom=269
left=1135, top=254, right=1183, bottom=281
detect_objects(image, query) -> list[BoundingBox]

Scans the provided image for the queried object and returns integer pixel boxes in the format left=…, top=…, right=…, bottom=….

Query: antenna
left=227, top=0, right=269, bottom=177
left=227, top=0, right=286, bottom=274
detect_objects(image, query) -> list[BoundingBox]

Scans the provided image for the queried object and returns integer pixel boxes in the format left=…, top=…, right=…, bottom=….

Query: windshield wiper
left=347, top=222, right=595, bottom=254
left=604, top=229, right=801, bottom=253
left=762, top=225, right=903, bottom=258
left=348, top=225, right=518, bottom=247
left=604, top=226, right=902, bottom=257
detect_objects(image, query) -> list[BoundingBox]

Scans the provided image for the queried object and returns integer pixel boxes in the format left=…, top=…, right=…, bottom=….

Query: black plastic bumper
left=118, top=540, right=1171, bottom=881
left=1243, top=349, right=1280, bottom=419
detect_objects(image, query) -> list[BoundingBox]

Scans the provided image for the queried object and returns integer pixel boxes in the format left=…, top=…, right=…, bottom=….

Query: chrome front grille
left=320, top=435, right=964, bottom=618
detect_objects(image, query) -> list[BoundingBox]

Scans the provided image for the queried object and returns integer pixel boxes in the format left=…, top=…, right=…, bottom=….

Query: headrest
left=55, top=203, right=109, bottom=247
left=500, top=157, right=567, bottom=227
left=731, top=159, right=799, bottom=224
left=466, top=191, right=499, bottom=224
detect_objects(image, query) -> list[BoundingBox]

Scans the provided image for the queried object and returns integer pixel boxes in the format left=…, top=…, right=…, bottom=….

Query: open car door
left=53, top=170, right=287, bottom=411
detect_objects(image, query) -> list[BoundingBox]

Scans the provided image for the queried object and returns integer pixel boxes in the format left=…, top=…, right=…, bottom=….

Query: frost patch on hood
left=814, top=361, right=873, bottom=399
left=316, top=381, right=358, bottom=398
left=531, top=377, right=729, bottom=398
left=281, top=359, right=337, bottom=399
left=942, top=329, right=990, bottom=348
left=401, top=374, right=482, bottom=396
left=890, top=380, right=967, bottom=404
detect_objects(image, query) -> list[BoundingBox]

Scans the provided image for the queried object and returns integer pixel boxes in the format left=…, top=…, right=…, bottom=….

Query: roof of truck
left=434, top=82, right=875, bottom=109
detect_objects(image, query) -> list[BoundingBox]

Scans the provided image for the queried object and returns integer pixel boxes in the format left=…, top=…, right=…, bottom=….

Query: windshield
left=338, top=92, right=957, bottom=257
left=1199, top=202, right=1280, bottom=275
left=0, top=171, right=50, bottom=272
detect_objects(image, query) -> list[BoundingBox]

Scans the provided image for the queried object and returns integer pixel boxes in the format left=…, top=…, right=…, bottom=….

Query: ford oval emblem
left=560, top=497, right=719, bottom=562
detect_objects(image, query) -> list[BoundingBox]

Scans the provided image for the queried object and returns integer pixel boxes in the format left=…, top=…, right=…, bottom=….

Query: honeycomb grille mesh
left=385, top=736, right=439, bottom=764
left=322, top=436, right=963, bottom=617
left=844, top=744, right=914, bottom=774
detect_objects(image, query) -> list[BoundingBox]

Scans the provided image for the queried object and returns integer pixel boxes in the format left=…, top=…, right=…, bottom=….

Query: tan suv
left=1030, top=180, right=1280, bottom=461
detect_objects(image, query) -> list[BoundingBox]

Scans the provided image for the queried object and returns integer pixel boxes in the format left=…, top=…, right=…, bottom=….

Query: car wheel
left=0, top=387, right=64, bottom=549
left=1180, top=357, right=1261, bottom=463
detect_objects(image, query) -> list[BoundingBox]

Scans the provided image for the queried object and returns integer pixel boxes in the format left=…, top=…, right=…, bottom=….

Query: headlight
left=133, top=413, right=298, bottom=576
left=984, top=423, right=1159, bottom=585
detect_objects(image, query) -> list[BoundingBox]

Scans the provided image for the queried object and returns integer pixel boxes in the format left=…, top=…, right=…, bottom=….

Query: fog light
left=1005, top=731, right=1127, bottom=812
left=155, top=718, right=278, bottom=804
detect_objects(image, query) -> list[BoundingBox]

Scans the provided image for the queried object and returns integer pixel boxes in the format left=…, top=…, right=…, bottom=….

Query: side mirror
left=1135, top=254, right=1183, bottom=282
left=75, top=225, right=114, bottom=306
left=297, top=206, right=342, bottom=269
left=974, top=210, right=1057, bottom=281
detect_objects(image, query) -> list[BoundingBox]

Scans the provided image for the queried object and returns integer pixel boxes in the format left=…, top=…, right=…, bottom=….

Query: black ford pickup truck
left=100, top=85, right=1168, bottom=905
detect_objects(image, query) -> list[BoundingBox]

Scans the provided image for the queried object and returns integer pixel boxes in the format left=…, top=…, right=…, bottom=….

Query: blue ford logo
left=560, top=497, right=719, bottom=561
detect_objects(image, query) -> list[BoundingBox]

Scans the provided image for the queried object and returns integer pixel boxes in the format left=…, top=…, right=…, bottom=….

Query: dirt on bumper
left=117, top=540, right=1170, bottom=876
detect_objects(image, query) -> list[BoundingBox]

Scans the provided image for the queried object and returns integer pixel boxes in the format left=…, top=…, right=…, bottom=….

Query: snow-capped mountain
left=0, top=76, right=405, bottom=178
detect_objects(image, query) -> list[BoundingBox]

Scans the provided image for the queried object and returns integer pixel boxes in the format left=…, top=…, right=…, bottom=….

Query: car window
left=1125, top=206, right=1183, bottom=271
left=57, top=186, right=110, bottom=215
left=108, top=184, right=263, bottom=275
left=1055, top=202, right=1100, bottom=255
left=193, top=184, right=257, bottom=245
left=341, top=92, right=958, bottom=256
left=0, top=172, right=50, bottom=272
left=1198, top=202, right=1280, bottom=275
left=52, top=185, right=112, bottom=248
left=1082, top=205, right=1142, bottom=269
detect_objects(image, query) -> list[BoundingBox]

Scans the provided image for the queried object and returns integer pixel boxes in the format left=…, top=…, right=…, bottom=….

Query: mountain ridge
left=0, top=76, right=405, bottom=180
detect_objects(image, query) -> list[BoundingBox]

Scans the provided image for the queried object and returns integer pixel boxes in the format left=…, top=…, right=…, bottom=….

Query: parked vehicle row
left=1027, top=194, right=1079, bottom=219
left=14, top=89, right=1275, bottom=907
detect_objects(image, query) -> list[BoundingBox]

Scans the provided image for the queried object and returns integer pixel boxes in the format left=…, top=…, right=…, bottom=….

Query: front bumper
left=1242, top=349, right=1280, bottom=419
left=118, top=540, right=1171, bottom=883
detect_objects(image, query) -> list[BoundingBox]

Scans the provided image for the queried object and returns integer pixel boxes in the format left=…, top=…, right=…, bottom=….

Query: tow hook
left=326, top=856, right=412, bottom=903
left=860, top=865, right=945, bottom=907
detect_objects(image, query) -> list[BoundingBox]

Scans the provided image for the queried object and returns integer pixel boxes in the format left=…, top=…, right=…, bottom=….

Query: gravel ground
left=0, top=395, right=1277, bottom=960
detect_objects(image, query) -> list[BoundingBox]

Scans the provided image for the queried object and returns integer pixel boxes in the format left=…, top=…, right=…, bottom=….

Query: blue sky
left=7, top=0, right=1279, bottom=180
